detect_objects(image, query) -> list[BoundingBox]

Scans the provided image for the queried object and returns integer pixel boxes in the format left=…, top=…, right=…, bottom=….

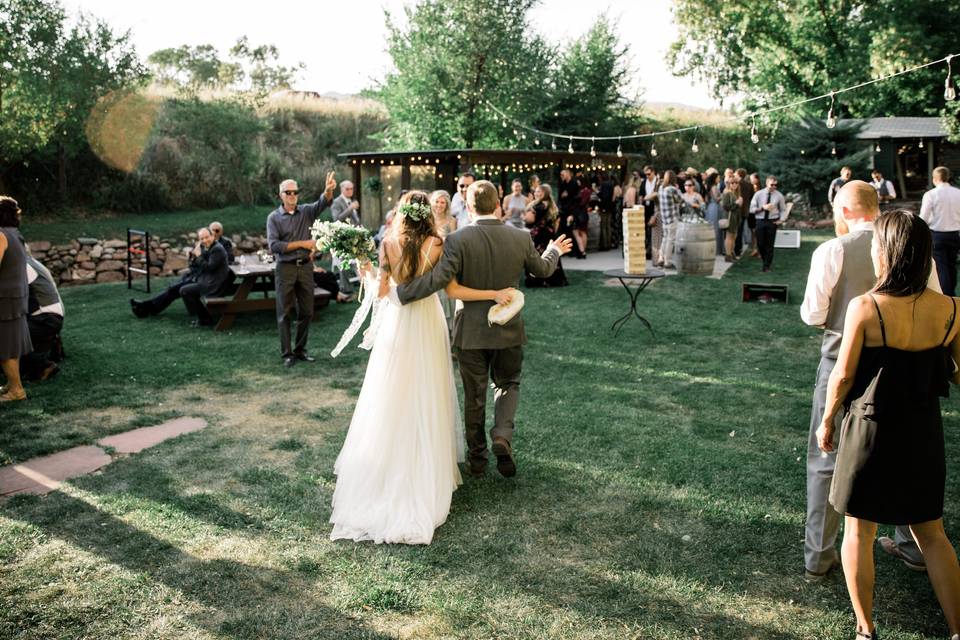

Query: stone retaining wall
left=27, top=233, right=270, bottom=286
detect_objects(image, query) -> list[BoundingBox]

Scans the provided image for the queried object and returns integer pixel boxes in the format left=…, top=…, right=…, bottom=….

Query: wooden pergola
left=337, top=148, right=633, bottom=229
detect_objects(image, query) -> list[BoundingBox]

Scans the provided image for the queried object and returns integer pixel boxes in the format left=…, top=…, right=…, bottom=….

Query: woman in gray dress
left=0, top=197, right=32, bottom=402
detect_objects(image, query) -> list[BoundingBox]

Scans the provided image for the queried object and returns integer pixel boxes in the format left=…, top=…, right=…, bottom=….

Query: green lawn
left=21, top=204, right=273, bottom=244
left=2, top=235, right=959, bottom=639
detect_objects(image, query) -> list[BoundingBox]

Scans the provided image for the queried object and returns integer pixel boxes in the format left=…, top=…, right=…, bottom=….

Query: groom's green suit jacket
left=397, top=218, right=560, bottom=350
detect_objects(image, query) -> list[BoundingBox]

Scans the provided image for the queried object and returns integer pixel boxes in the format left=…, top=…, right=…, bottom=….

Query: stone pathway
left=0, top=417, right=206, bottom=497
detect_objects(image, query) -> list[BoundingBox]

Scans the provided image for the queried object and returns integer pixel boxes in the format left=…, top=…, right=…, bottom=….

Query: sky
left=64, top=0, right=722, bottom=110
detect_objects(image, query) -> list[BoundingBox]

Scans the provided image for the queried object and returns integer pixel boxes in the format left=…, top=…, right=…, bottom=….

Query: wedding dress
left=329, top=250, right=464, bottom=545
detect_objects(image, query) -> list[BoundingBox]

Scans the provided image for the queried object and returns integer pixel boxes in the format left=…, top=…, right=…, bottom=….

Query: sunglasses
left=684, top=183, right=694, bottom=187
left=457, top=184, right=468, bottom=189
left=283, top=190, right=299, bottom=196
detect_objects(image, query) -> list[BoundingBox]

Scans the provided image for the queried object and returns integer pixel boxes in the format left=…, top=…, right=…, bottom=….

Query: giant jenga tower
left=622, top=205, right=646, bottom=274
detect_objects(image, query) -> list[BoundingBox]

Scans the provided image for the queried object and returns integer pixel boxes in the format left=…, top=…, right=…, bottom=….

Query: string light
left=831, top=144, right=837, bottom=156
left=919, top=138, right=925, bottom=149
left=826, top=91, right=837, bottom=129
left=590, top=137, right=596, bottom=157
left=616, top=136, right=623, bottom=158
left=874, top=142, right=881, bottom=152
left=650, top=141, right=658, bottom=157
left=946, top=55, right=957, bottom=101
left=551, top=137, right=557, bottom=151
left=750, top=116, right=760, bottom=144
left=568, top=136, right=574, bottom=154
left=534, top=137, right=540, bottom=146
left=482, top=52, right=958, bottom=151
left=691, top=128, right=699, bottom=153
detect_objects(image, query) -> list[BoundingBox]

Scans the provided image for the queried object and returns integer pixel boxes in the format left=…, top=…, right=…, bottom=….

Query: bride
left=329, top=190, right=514, bottom=545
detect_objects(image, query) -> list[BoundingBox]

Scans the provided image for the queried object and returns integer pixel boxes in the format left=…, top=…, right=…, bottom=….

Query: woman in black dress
left=0, top=197, right=32, bottom=402
left=818, top=210, right=960, bottom=640
left=523, top=184, right=567, bottom=288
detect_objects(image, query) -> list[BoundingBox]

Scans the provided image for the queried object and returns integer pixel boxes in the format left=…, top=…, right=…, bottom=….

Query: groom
left=395, top=180, right=572, bottom=477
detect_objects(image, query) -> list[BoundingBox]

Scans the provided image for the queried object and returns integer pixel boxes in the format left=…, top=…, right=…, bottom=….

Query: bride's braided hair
left=393, top=190, right=439, bottom=283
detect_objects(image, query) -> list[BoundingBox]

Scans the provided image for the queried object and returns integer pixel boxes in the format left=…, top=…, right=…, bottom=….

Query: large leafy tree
left=536, top=17, right=633, bottom=142
left=377, top=0, right=552, bottom=149
left=669, top=0, right=959, bottom=118
left=0, top=0, right=145, bottom=198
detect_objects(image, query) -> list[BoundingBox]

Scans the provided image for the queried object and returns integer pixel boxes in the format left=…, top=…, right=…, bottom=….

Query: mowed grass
left=2, top=234, right=960, bottom=639
left=21, top=204, right=276, bottom=244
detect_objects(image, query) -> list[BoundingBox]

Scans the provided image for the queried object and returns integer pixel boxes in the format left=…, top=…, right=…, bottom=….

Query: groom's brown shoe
left=467, top=457, right=487, bottom=478
left=492, top=437, right=516, bottom=478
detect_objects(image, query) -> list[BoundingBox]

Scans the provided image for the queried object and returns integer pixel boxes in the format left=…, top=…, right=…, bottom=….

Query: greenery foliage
left=0, top=0, right=146, bottom=202
left=670, top=0, right=960, bottom=119
left=759, top=118, right=870, bottom=206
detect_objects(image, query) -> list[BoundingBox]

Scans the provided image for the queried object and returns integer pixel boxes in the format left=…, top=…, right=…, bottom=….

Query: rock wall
left=27, top=233, right=270, bottom=286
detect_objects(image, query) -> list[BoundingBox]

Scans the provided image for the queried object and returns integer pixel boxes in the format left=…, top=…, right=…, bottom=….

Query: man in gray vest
left=800, top=181, right=932, bottom=581
left=395, top=181, right=572, bottom=478
left=21, top=254, right=64, bottom=381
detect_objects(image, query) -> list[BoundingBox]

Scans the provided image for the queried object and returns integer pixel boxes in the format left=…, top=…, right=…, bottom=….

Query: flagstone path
left=0, top=416, right=206, bottom=497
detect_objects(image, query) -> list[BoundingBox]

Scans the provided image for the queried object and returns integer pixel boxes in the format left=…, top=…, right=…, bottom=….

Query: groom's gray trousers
left=456, top=346, right=523, bottom=460
left=805, top=354, right=922, bottom=573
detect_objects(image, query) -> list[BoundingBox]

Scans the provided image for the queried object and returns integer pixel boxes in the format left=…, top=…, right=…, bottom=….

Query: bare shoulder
left=847, top=294, right=875, bottom=321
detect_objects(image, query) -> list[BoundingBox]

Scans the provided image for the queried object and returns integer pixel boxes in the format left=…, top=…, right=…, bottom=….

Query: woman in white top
left=502, top=179, right=527, bottom=229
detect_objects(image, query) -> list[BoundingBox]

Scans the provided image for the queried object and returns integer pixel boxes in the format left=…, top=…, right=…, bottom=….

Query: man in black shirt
left=130, top=227, right=230, bottom=320
left=267, top=172, right=337, bottom=368
left=557, top=169, right=582, bottom=258
left=210, top=221, right=234, bottom=264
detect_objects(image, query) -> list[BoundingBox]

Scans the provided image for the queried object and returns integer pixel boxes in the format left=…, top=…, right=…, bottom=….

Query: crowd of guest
left=0, top=197, right=66, bottom=403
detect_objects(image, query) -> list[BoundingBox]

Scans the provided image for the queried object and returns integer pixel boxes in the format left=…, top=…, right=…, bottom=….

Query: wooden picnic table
left=206, top=258, right=331, bottom=332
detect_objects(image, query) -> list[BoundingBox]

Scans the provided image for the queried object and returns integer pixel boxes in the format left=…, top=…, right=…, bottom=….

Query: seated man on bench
left=131, top=227, right=232, bottom=326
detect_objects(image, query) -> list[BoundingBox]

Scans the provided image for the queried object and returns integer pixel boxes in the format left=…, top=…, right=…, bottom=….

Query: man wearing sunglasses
left=267, top=172, right=337, bottom=368
left=749, top=175, right=786, bottom=272
left=451, top=172, right=476, bottom=229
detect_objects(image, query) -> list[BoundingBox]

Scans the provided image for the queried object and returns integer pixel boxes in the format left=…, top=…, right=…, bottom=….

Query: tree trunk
left=57, top=140, right=67, bottom=204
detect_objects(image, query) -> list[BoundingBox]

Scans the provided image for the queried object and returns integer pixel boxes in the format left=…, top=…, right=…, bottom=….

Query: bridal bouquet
left=310, top=220, right=377, bottom=265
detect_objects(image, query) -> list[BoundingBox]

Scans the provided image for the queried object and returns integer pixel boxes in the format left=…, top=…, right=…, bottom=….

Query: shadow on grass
left=5, top=490, right=392, bottom=640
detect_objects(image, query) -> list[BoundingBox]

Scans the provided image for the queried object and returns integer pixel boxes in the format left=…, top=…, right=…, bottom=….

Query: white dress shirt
left=870, top=179, right=896, bottom=199
left=451, top=192, right=471, bottom=229
left=920, top=183, right=960, bottom=232
left=801, top=220, right=941, bottom=326
left=26, top=263, right=65, bottom=317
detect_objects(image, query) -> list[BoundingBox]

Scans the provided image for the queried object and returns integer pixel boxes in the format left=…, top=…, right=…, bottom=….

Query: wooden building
left=855, top=117, right=958, bottom=198
left=337, top=148, right=631, bottom=229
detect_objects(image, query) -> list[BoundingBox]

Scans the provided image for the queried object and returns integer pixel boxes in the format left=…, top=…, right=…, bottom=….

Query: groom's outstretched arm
left=523, top=236, right=561, bottom=279
left=397, top=235, right=462, bottom=304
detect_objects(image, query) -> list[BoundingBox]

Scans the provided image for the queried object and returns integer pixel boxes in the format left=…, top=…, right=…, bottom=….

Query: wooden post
left=895, top=151, right=907, bottom=200
left=401, top=162, right=411, bottom=191
left=352, top=162, right=361, bottom=209
left=928, top=140, right=936, bottom=189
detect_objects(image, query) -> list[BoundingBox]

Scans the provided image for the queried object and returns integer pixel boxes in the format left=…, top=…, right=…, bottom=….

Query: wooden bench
left=207, top=287, right=332, bottom=331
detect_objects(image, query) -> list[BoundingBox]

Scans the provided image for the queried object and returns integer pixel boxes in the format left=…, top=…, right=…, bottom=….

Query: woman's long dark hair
left=0, top=197, right=21, bottom=227
left=872, top=209, right=933, bottom=297
left=394, top=190, right=440, bottom=284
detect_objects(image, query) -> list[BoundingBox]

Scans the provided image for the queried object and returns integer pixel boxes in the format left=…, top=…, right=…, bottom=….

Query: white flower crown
left=398, top=202, right=432, bottom=221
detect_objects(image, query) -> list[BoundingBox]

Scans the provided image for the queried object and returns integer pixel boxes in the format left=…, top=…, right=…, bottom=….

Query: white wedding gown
left=329, top=268, right=464, bottom=545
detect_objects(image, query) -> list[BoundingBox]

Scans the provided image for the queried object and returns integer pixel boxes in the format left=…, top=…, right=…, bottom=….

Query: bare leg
left=1, top=358, right=25, bottom=400
left=911, top=519, right=960, bottom=634
left=842, top=516, right=878, bottom=635
left=574, top=230, right=587, bottom=254
left=725, top=232, right=736, bottom=258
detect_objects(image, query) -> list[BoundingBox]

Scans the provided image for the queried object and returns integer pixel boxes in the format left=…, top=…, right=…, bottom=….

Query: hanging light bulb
left=551, top=137, right=557, bottom=151
left=568, top=136, right=574, bottom=154
left=616, top=136, right=623, bottom=158
left=590, top=137, right=596, bottom=157
left=874, top=142, right=881, bottom=153
left=800, top=149, right=805, bottom=155
left=750, top=115, right=760, bottom=144
left=831, top=144, right=837, bottom=156
left=534, top=137, right=540, bottom=146
left=512, top=129, right=518, bottom=136
left=919, top=138, right=925, bottom=149
left=826, top=92, right=837, bottom=128
left=650, top=141, right=658, bottom=157
left=691, top=128, right=699, bottom=153
left=501, top=119, right=507, bottom=128
left=945, top=55, right=957, bottom=101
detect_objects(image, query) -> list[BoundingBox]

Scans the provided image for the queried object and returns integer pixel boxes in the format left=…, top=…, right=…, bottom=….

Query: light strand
left=484, top=52, right=959, bottom=143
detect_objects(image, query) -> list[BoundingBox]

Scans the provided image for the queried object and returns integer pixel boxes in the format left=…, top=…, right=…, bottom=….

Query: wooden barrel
left=675, top=222, right=715, bottom=275
left=587, top=211, right=601, bottom=253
